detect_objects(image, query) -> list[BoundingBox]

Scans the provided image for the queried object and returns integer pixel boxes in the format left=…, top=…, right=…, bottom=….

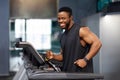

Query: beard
left=65, top=20, right=71, bottom=30
left=58, top=19, right=71, bottom=30
left=61, top=21, right=71, bottom=29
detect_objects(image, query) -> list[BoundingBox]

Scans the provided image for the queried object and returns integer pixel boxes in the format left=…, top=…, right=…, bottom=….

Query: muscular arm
left=80, top=27, right=102, bottom=60
left=46, top=49, right=63, bottom=61
left=74, top=26, right=102, bottom=68
left=53, top=49, right=63, bottom=61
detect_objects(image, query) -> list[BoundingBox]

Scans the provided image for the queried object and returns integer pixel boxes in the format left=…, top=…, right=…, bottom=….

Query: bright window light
left=15, top=19, right=25, bottom=41
left=26, top=19, right=51, bottom=50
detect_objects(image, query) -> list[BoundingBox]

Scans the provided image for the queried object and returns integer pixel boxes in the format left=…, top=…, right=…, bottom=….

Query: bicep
left=79, top=27, right=99, bottom=45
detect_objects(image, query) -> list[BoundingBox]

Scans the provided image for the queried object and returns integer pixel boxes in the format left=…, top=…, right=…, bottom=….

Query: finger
left=74, top=61, right=76, bottom=64
left=74, top=61, right=77, bottom=64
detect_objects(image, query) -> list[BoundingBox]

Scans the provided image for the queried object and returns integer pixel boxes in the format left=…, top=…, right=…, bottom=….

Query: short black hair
left=58, top=7, right=72, bottom=16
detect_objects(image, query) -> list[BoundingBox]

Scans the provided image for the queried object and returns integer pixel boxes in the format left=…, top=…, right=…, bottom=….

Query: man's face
left=57, top=11, right=72, bottom=29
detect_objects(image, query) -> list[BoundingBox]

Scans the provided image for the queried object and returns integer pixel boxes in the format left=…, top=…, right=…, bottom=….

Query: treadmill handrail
left=15, top=41, right=61, bottom=72
left=15, top=41, right=45, bottom=64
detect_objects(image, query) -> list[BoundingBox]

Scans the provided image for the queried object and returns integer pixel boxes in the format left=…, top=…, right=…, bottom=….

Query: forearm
left=85, top=40, right=102, bottom=60
left=53, top=53, right=63, bottom=61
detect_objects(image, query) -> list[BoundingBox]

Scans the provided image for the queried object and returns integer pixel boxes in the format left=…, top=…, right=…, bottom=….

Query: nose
left=58, top=19, right=63, bottom=23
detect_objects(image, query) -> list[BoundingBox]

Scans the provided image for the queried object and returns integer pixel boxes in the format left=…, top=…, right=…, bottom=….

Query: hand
left=74, top=59, right=87, bottom=68
left=46, top=50, right=54, bottom=60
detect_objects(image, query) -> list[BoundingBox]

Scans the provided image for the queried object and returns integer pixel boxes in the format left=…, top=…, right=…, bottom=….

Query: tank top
left=60, top=23, right=93, bottom=72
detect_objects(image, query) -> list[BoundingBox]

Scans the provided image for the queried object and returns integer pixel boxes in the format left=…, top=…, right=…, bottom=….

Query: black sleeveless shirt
left=60, top=23, right=93, bottom=72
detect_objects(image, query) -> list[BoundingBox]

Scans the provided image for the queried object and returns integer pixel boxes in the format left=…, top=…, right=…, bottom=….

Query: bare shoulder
left=79, top=26, right=91, bottom=37
left=80, top=26, right=90, bottom=32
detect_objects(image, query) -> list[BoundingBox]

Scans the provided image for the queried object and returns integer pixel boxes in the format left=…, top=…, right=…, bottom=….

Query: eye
left=58, top=17, right=60, bottom=20
left=62, top=18, right=65, bottom=20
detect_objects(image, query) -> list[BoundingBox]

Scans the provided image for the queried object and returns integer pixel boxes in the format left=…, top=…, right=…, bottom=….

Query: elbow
left=97, top=40, right=102, bottom=49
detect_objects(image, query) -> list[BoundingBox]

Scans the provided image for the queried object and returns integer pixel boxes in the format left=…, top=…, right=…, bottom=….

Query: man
left=46, top=7, right=102, bottom=73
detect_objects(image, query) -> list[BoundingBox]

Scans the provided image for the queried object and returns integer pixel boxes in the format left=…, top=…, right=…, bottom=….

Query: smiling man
left=46, top=7, right=102, bottom=74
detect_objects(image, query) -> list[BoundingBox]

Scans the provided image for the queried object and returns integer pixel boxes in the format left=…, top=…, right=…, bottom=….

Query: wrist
left=52, top=53, right=55, bottom=59
left=83, top=57, right=89, bottom=63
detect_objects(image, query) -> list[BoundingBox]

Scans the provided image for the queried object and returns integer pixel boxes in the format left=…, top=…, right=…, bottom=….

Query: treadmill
left=15, top=41, right=104, bottom=80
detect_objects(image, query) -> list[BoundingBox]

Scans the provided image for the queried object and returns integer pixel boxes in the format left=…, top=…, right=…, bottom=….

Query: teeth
left=60, top=24, right=65, bottom=26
